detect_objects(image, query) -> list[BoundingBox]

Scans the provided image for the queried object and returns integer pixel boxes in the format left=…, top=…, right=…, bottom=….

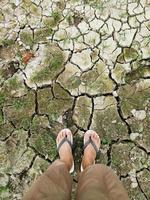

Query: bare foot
left=56, top=129, right=74, bottom=171
left=81, top=130, right=100, bottom=170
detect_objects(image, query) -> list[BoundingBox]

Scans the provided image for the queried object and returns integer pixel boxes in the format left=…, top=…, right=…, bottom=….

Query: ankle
left=82, top=156, right=95, bottom=169
left=61, top=156, right=73, bottom=171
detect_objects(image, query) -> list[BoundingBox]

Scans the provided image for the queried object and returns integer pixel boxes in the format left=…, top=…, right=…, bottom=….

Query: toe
left=65, top=128, right=71, bottom=135
left=62, top=131, right=66, bottom=138
left=65, top=128, right=71, bottom=133
left=84, top=131, right=90, bottom=143
left=96, top=134, right=100, bottom=141
left=96, top=134, right=100, bottom=143
left=61, top=129, right=65, bottom=134
left=59, top=130, right=63, bottom=137
left=91, top=134, right=95, bottom=141
left=96, top=136, right=100, bottom=143
left=63, top=128, right=70, bottom=136
left=89, top=130, right=95, bottom=138
left=95, top=133, right=99, bottom=140
left=93, top=133, right=97, bottom=139
left=57, top=129, right=66, bottom=143
left=89, top=130, right=100, bottom=148
left=56, top=131, right=62, bottom=147
left=66, top=129, right=72, bottom=140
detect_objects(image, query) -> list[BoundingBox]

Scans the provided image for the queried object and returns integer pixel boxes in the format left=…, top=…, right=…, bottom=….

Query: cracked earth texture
left=0, top=0, right=150, bottom=199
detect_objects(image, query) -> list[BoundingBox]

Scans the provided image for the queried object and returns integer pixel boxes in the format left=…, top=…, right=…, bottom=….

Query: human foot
left=81, top=130, right=100, bottom=170
left=56, top=129, right=74, bottom=172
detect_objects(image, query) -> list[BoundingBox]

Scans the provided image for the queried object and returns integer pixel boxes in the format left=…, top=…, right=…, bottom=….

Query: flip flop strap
left=57, top=136, right=72, bottom=152
left=84, top=137, right=99, bottom=154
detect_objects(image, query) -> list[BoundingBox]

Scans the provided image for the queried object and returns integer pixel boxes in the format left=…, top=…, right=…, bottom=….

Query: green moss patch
left=91, top=96, right=128, bottom=142
left=83, top=0, right=106, bottom=10
left=123, top=48, right=139, bottom=62
left=117, top=48, right=139, bottom=64
left=3, top=91, right=35, bottom=129
left=137, top=169, right=150, bottom=198
left=73, top=96, right=92, bottom=129
left=43, top=10, right=62, bottom=28
left=0, top=39, right=15, bottom=47
left=67, top=12, right=83, bottom=26
left=112, top=143, right=148, bottom=176
left=127, top=115, right=150, bottom=152
left=0, top=94, right=5, bottom=109
left=118, top=80, right=150, bottom=117
left=37, top=83, right=73, bottom=122
left=81, top=62, right=114, bottom=94
left=30, top=115, right=57, bottom=161
left=111, top=143, right=134, bottom=175
left=0, top=185, right=10, bottom=199
left=0, top=75, right=28, bottom=99
left=0, top=121, right=14, bottom=140
left=51, top=10, right=62, bottom=26
left=57, top=63, right=81, bottom=95
left=0, top=75, right=34, bottom=129
left=125, top=66, right=150, bottom=83
left=20, top=31, right=34, bottom=48
left=31, top=44, right=65, bottom=83
left=34, top=28, right=53, bottom=43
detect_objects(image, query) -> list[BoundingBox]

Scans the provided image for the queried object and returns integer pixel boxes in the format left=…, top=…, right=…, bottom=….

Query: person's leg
left=76, top=130, right=129, bottom=200
left=23, top=129, right=74, bottom=200
left=23, top=159, right=72, bottom=200
left=77, top=164, right=129, bottom=200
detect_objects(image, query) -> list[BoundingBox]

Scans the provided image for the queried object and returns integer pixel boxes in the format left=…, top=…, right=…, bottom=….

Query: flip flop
left=81, top=135, right=100, bottom=172
left=57, top=134, right=74, bottom=173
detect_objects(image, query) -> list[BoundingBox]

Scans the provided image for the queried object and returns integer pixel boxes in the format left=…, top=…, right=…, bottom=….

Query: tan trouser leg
left=76, top=164, right=129, bottom=200
left=23, top=160, right=72, bottom=200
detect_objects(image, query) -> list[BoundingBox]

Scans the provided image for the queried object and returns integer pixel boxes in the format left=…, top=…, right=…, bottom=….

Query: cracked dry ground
left=0, top=0, right=150, bottom=199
